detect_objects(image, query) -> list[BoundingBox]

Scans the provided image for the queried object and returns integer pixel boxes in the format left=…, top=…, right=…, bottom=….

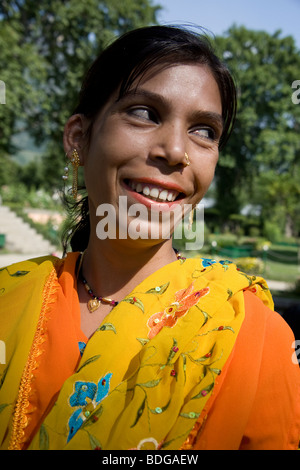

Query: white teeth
left=158, top=190, right=168, bottom=201
left=142, top=186, right=150, bottom=196
left=149, top=187, right=159, bottom=199
left=128, top=180, right=179, bottom=202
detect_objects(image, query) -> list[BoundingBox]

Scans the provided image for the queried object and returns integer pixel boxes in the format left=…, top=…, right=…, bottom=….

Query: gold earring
left=185, top=152, right=190, bottom=166
left=70, top=148, right=80, bottom=199
left=62, top=149, right=80, bottom=199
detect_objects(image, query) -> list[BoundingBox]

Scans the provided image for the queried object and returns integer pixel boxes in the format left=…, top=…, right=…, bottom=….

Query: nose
left=148, top=123, right=188, bottom=168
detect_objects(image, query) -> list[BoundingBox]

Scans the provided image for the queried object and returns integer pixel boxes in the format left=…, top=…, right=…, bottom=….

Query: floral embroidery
left=1, top=252, right=271, bottom=451
left=78, top=342, right=86, bottom=356
left=97, top=322, right=117, bottom=334
left=130, top=437, right=164, bottom=450
left=0, top=268, right=30, bottom=296
left=147, top=283, right=209, bottom=339
left=67, top=373, right=112, bottom=442
left=201, top=258, right=233, bottom=270
left=123, top=282, right=170, bottom=314
left=201, top=258, right=217, bottom=267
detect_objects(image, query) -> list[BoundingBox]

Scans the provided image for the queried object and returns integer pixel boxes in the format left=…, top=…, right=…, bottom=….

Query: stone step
left=0, top=205, right=56, bottom=254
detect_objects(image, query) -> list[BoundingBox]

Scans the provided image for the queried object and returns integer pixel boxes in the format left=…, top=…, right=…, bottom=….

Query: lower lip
left=122, top=182, right=182, bottom=212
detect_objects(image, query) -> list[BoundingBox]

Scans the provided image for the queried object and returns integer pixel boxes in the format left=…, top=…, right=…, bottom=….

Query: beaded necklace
left=78, top=249, right=185, bottom=313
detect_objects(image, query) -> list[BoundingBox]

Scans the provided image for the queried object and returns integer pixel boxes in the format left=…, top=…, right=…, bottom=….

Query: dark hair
left=62, top=25, right=237, bottom=254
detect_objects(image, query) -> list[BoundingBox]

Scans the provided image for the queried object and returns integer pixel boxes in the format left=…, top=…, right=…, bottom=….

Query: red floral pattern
left=147, top=283, right=209, bottom=339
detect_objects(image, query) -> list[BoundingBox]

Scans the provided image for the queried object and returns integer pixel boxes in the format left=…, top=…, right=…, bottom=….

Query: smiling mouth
left=124, top=179, right=185, bottom=203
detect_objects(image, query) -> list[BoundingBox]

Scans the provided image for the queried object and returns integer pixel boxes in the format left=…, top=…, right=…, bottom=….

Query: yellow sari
left=0, top=253, right=273, bottom=450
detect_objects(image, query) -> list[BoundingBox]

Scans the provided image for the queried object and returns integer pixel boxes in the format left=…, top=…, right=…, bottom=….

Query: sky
left=156, top=0, right=300, bottom=48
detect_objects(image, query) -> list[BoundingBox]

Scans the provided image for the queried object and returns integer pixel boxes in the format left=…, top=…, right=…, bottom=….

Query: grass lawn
left=263, top=244, right=299, bottom=283
left=263, top=258, right=299, bottom=283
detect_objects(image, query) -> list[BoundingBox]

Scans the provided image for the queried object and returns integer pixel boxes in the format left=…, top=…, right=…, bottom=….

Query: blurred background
left=0, top=0, right=299, bottom=317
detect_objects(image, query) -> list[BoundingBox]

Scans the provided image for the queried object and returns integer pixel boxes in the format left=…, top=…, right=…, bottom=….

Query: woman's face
left=81, top=63, right=223, bottom=242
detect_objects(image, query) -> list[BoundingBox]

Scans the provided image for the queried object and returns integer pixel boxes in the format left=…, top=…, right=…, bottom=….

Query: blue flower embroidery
left=201, top=258, right=233, bottom=268
left=78, top=341, right=86, bottom=356
left=69, top=381, right=97, bottom=407
left=219, top=260, right=233, bottom=266
left=201, top=258, right=217, bottom=267
left=67, top=373, right=112, bottom=442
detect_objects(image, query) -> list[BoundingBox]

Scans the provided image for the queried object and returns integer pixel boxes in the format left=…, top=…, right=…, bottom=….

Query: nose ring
left=185, top=152, right=190, bottom=166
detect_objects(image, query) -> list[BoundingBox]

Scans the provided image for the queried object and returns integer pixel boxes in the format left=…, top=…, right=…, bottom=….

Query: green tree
left=0, top=15, right=46, bottom=186
left=214, top=26, right=300, bottom=238
left=0, top=0, right=160, bottom=189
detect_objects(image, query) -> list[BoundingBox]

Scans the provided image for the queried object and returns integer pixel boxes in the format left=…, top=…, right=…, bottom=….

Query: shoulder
left=243, top=289, right=295, bottom=345
left=0, top=252, right=79, bottom=279
left=242, top=289, right=297, bottom=369
left=238, top=290, right=300, bottom=449
left=0, top=254, right=59, bottom=284
left=0, top=253, right=80, bottom=294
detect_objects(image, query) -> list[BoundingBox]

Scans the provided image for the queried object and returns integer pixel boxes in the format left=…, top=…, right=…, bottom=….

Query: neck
left=81, top=236, right=178, bottom=301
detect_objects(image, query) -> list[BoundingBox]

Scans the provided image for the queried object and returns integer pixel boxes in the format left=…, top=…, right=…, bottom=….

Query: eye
left=128, top=106, right=158, bottom=123
left=191, top=126, right=216, bottom=141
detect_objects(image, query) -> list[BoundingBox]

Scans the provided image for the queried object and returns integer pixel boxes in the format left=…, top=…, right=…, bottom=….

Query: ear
left=63, top=114, right=89, bottom=164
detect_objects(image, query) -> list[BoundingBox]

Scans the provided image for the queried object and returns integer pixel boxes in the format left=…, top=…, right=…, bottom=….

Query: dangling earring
left=70, top=149, right=80, bottom=199
left=188, top=208, right=194, bottom=230
left=62, top=149, right=80, bottom=199
left=62, top=161, right=69, bottom=181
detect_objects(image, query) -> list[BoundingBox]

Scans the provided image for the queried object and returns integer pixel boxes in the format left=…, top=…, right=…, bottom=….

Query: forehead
left=123, top=63, right=222, bottom=114
left=92, top=63, right=223, bottom=131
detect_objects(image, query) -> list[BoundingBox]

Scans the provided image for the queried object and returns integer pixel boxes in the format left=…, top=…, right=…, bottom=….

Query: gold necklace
left=78, top=249, right=185, bottom=313
left=80, top=273, right=119, bottom=313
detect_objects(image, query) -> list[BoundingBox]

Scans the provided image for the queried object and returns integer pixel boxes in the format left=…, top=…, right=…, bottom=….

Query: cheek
left=87, top=125, right=142, bottom=171
left=195, top=155, right=218, bottom=189
left=83, top=127, right=139, bottom=203
left=190, top=158, right=218, bottom=206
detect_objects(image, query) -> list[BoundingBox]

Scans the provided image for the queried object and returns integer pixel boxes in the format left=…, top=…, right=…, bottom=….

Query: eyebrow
left=116, top=88, right=224, bottom=131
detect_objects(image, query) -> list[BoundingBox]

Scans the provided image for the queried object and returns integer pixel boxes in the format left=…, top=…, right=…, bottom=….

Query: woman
left=0, top=25, right=299, bottom=451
